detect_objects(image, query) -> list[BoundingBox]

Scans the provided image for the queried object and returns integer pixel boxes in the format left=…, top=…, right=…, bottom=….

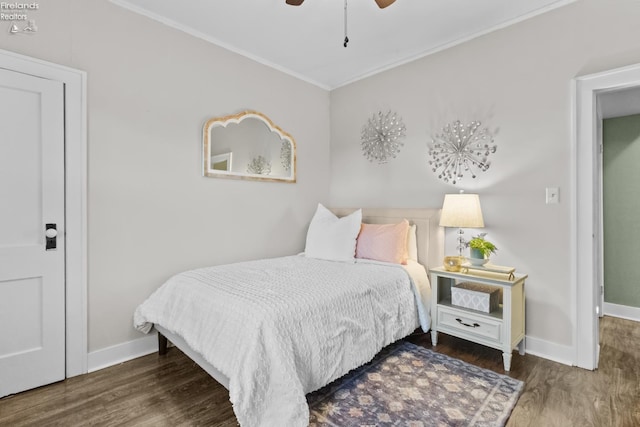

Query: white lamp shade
left=439, top=193, right=485, bottom=228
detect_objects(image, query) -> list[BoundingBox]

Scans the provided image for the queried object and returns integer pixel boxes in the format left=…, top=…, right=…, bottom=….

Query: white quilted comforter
left=134, top=255, right=430, bottom=427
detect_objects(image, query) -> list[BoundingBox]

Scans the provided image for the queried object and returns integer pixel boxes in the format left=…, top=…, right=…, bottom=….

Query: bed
left=134, top=207, right=443, bottom=427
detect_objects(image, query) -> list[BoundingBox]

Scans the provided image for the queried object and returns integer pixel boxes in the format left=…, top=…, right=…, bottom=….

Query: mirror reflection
left=203, top=111, right=296, bottom=183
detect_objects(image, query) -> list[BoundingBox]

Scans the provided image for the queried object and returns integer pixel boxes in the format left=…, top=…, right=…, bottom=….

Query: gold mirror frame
left=203, top=110, right=297, bottom=183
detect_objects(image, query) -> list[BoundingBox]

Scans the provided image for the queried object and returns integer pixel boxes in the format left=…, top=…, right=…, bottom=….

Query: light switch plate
left=546, top=187, right=559, bottom=204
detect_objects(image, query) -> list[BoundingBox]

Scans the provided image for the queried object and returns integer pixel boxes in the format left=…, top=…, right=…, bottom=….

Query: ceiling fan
left=286, top=0, right=397, bottom=47
left=285, top=0, right=396, bottom=47
left=285, top=0, right=396, bottom=8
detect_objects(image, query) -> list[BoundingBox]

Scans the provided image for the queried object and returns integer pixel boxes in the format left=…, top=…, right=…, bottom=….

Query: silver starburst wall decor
left=247, top=155, right=272, bottom=175
left=428, top=120, right=497, bottom=185
left=361, top=110, right=406, bottom=164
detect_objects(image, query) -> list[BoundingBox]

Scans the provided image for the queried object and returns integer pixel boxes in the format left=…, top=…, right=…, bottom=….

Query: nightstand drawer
left=438, top=307, right=502, bottom=343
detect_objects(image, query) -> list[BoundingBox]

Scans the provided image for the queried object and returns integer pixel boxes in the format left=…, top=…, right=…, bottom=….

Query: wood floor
left=1, top=316, right=638, bottom=426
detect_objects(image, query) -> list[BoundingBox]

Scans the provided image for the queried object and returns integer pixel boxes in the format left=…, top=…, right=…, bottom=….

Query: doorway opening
left=598, top=90, right=640, bottom=322
left=574, top=62, right=640, bottom=370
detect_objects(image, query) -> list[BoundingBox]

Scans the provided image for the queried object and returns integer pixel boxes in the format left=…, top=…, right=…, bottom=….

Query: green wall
left=603, top=114, right=640, bottom=308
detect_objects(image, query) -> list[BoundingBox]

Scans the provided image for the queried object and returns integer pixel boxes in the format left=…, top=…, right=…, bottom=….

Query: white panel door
left=0, top=67, right=65, bottom=397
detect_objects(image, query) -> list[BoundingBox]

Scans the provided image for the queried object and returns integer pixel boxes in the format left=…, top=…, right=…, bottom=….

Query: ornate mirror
left=203, top=111, right=296, bottom=183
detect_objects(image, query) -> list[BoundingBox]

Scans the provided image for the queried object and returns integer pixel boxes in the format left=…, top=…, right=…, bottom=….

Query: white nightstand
left=429, top=266, right=527, bottom=371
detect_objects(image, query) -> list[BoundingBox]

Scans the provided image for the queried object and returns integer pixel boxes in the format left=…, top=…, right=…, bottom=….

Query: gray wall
left=5, top=0, right=640, bottom=358
left=329, top=0, right=640, bottom=350
left=0, top=0, right=331, bottom=351
left=603, top=114, right=640, bottom=309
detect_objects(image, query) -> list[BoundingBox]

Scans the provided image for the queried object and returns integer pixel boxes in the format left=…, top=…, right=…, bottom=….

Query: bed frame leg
left=158, top=332, right=168, bottom=355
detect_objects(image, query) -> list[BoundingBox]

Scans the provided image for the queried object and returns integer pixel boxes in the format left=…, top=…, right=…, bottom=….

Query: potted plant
left=467, top=233, right=497, bottom=266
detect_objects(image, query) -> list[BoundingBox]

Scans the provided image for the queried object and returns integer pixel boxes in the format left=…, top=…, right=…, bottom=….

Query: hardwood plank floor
left=1, top=316, right=638, bottom=426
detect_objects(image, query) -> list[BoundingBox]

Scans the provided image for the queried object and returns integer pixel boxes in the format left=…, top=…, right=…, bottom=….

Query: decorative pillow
left=305, top=204, right=362, bottom=262
left=356, top=219, right=410, bottom=264
left=407, top=224, right=418, bottom=262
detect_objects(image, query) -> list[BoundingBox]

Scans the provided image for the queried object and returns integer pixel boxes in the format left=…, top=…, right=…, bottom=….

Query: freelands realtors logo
left=2, top=2, right=39, bottom=34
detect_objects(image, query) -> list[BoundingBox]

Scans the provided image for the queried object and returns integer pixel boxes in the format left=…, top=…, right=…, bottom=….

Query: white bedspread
left=134, top=255, right=430, bottom=427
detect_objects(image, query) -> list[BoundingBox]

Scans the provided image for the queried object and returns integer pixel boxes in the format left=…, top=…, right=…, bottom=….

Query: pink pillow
left=356, top=220, right=410, bottom=264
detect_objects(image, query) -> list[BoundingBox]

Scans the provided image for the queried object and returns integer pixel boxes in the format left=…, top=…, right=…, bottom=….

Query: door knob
left=45, top=223, right=57, bottom=250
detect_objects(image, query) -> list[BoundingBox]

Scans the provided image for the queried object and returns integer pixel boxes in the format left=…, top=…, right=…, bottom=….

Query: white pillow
left=407, top=224, right=418, bottom=262
left=305, top=204, right=362, bottom=262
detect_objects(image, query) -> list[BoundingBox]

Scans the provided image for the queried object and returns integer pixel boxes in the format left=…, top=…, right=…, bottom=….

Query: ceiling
left=111, top=0, right=574, bottom=90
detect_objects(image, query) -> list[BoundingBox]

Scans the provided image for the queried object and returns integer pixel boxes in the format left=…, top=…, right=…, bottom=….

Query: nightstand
left=429, top=267, right=527, bottom=371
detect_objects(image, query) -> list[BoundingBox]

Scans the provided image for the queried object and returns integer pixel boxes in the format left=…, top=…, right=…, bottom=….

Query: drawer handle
left=456, top=318, right=480, bottom=328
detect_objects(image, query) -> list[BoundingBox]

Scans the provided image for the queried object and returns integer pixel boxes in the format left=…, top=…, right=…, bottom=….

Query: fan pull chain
left=343, top=0, right=349, bottom=47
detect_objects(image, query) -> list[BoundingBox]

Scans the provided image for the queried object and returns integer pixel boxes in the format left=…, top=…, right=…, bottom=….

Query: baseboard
left=523, top=335, right=574, bottom=366
left=88, top=334, right=157, bottom=373
left=88, top=332, right=575, bottom=376
left=603, top=302, right=640, bottom=322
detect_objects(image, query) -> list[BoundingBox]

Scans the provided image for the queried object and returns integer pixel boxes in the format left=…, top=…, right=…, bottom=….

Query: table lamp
left=439, top=193, right=484, bottom=269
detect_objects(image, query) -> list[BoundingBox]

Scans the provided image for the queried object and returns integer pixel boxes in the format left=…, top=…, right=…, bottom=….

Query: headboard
left=330, top=208, right=444, bottom=272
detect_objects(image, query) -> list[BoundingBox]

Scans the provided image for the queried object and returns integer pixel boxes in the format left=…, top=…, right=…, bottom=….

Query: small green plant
left=468, top=233, right=498, bottom=258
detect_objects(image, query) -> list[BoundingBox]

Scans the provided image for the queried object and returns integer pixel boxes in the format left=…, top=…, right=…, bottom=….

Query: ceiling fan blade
left=375, top=0, right=396, bottom=8
left=286, top=0, right=305, bottom=5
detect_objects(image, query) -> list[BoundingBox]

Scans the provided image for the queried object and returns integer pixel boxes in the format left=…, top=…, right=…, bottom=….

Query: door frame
left=0, top=49, right=88, bottom=377
left=573, top=62, right=640, bottom=370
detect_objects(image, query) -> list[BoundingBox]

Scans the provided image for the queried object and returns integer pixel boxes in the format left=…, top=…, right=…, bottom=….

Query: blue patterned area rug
left=307, top=341, right=524, bottom=427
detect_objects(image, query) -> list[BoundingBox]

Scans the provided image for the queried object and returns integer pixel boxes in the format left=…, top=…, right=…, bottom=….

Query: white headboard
left=330, top=207, right=444, bottom=272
